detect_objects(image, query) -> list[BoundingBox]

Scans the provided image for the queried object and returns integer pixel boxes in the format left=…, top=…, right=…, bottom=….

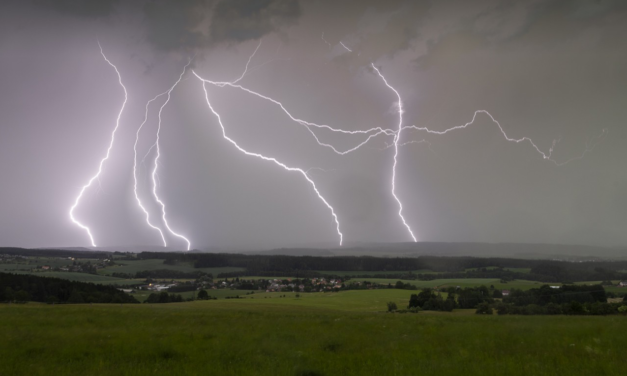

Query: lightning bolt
left=149, top=61, right=193, bottom=251
left=370, top=64, right=417, bottom=242
left=71, top=40, right=605, bottom=249
left=339, top=41, right=352, bottom=53
left=133, top=92, right=168, bottom=247
left=194, top=70, right=343, bottom=246
left=69, top=43, right=128, bottom=247
left=402, top=110, right=608, bottom=167
left=193, top=44, right=606, bottom=245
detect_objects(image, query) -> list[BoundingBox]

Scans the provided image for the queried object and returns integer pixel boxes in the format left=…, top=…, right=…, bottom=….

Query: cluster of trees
left=408, top=289, right=457, bottom=312
left=0, top=272, right=138, bottom=304
left=403, top=286, right=497, bottom=312
left=136, top=252, right=627, bottom=283
left=196, top=290, right=216, bottom=300
left=494, top=301, right=627, bottom=315
left=138, top=252, right=427, bottom=273
left=393, top=281, right=418, bottom=290
left=144, top=292, right=184, bottom=303
left=504, top=284, right=607, bottom=306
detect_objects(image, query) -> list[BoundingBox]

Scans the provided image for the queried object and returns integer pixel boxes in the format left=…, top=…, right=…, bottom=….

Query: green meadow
left=2, top=289, right=627, bottom=376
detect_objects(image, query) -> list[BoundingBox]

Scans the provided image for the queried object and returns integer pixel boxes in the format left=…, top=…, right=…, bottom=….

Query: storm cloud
left=1, top=0, right=626, bottom=250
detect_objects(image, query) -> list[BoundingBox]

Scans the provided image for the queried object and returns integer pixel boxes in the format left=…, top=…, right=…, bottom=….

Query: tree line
left=0, top=272, right=138, bottom=304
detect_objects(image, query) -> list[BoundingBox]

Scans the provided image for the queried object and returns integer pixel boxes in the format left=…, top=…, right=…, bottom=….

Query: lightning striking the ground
left=188, top=43, right=607, bottom=244
left=69, top=43, right=128, bottom=247
left=133, top=92, right=169, bottom=247
left=370, top=64, right=417, bottom=242
left=149, top=61, right=193, bottom=251
left=132, top=60, right=193, bottom=249
left=69, top=40, right=606, bottom=248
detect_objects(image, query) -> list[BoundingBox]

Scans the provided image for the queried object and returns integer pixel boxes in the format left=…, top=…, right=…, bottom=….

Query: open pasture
left=1, top=296, right=626, bottom=376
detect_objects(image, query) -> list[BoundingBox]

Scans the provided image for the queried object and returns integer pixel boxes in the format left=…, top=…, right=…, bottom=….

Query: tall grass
left=1, top=301, right=625, bottom=376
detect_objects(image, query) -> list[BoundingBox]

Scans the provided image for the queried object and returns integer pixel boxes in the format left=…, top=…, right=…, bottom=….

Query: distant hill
left=330, top=242, right=627, bottom=260
left=3, top=242, right=626, bottom=260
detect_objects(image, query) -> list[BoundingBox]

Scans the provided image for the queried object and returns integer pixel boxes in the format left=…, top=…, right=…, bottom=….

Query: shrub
left=475, top=302, right=493, bottom=315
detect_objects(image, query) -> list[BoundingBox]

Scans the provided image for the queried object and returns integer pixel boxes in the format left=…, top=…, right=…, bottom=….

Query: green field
left=99, top=259, right=244, bottom=277
left=1, top=292, right=626, bottom=376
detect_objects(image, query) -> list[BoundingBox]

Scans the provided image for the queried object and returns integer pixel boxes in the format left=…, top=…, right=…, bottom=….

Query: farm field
left=1, top=295, right=626, bottom=376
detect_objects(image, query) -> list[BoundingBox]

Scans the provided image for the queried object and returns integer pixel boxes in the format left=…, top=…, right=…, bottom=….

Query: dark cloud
left=143, top=0, right=212, bottom=51
left=209, top=0, right=301, bottom=43
left=33, top=0, right=120, bottom=18
left=142, top=0, right=301, bottom=51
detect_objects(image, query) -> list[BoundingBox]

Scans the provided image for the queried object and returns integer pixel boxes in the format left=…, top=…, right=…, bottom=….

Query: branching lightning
left=402, top=110, right=608, bottom=167
left=69, top=43, right=128, bottom=247
left=370, top=64, right=417, bottom=242
left=149, top=61, right=193, bottom=251
left=190, top=44, right=606, bottom=245
left=133, top=60, right=193, bottom=249
left=70, top=40, right=606, bottom=248
left=194, top=70, right=344, bottom=245
left=133, top=92, right=169, bottom=247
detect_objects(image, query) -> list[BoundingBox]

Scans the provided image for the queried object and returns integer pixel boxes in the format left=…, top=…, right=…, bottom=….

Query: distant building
left=619, top=281, right=627, bottom=287
left=501, top=290, right=510, bottom=296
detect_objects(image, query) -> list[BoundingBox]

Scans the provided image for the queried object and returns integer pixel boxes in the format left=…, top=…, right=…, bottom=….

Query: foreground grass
left=1, top=297, right=626, bottom=376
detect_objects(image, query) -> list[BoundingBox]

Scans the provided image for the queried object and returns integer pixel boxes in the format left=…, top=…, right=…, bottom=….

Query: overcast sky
left=0, top=0, right=626, bottom=250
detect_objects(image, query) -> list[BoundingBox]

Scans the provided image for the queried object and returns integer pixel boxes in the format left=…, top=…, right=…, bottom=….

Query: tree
left=4, top=287, right=15, bottom=302
left=197, top=289, right=209, bottom=300
left=14, top=290, right=31, bottom=303
left=68, top=290, right=84, bottom=304
left=387, top=302, right=398, bottom=312
left=475, top=302, right=493, bottom=315
left=408, top=294, right=420, bottom=309
left=158, top=292, right=170, bottom=303
left=409, top=289, right=436, bottom=309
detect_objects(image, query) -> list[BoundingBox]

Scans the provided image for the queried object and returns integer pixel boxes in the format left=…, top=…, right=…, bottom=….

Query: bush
left=387, top=302, right=397, bottom=312
left=475, top=302, right=493, bottom=315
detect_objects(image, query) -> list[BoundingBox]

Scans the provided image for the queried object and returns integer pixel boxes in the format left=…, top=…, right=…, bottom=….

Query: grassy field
left=1, top=294, right=626, bottom=376
left=99, top=259, right=244, bottom=277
